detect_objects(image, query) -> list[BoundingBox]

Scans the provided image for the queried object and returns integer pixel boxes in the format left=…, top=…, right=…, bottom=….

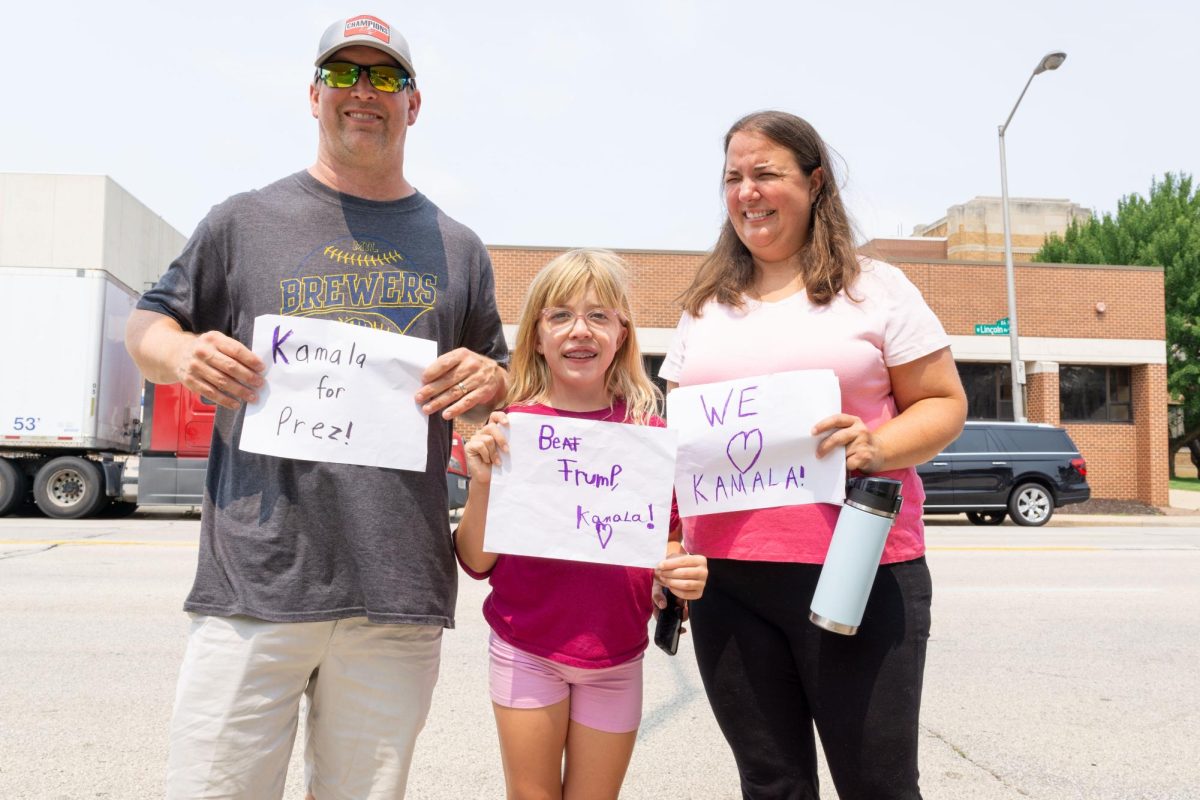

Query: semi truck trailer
left=0, top=267, right=212, bottom=518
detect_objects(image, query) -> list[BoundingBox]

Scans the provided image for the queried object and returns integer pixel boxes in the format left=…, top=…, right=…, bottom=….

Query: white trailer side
left=0, top=267, right=140, bottom=451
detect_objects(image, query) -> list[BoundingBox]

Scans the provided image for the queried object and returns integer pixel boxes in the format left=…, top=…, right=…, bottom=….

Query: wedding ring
left=456, top=381, right=468, bottom=397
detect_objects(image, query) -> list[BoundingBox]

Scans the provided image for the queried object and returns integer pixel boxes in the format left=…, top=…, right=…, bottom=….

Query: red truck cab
left=129, top=383, right=215, bottom=506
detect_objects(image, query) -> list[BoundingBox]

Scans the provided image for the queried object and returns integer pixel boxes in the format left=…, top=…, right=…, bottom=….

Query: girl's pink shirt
left=659, top=259, right=950, bottom=564
left=458, top=401, right=680, bottom=668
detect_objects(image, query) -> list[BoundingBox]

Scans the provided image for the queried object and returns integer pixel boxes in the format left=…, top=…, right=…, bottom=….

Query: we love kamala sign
left=667, top=370, right=846, bottom=517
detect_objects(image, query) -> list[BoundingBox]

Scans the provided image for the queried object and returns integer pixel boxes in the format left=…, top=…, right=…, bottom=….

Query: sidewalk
left=922, top=489, right=1200, bottom=528
left=924, top=514, right=1199, bottom=527
left=1041, top=512, right=1199, bottom=527
left=1169, top=487, right=1200, bottom=510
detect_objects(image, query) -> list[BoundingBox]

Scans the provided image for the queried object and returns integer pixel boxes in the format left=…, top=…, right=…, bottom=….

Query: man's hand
left=173, top=331, right=266, bottom=409
left=415, top=348, right=507, bottom=421
left=125, top=310, right=264, bottom=410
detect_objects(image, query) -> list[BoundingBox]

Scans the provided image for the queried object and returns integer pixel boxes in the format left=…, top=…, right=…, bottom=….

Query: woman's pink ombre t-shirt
left=660, top=259, right=950, bottom=565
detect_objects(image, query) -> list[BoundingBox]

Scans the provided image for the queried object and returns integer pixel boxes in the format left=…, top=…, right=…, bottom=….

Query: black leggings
left=690, top=557, right=931, bottom=800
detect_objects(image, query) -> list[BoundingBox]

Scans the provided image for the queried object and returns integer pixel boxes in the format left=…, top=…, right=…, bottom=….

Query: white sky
left=6, top=1, right=1195, bottom=249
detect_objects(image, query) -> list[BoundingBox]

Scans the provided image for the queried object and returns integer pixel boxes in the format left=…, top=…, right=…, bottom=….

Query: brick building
left=486, top=244, right=1168, bottom=505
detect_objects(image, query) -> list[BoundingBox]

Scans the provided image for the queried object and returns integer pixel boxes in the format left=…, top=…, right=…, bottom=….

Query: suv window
left=989, top=428, right=1074, bottom=453
left=944, top=428, right=991, bottom=453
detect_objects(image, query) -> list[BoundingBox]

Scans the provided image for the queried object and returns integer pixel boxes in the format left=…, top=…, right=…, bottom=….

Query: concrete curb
left=924, top=513, right=1200, bottom=528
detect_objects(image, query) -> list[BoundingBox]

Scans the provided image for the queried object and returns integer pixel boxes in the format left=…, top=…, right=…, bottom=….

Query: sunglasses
left=316, top=61, right=413, bottom=93
left=540, top=307, right=626, bottom=333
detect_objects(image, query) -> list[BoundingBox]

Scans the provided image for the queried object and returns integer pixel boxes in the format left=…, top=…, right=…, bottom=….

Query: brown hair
left=505, top=249, right=661, bottom=424
left=679, top=111, right=860, bottom=315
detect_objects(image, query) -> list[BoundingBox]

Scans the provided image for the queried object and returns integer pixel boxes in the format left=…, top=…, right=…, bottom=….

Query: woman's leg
left=562, top=721, right=638, bottom=800
left=690, top=559, right=821, bottom=800
left=807, top=558, right=932, bottom=800
left=494, top=700, right=571, bottom=800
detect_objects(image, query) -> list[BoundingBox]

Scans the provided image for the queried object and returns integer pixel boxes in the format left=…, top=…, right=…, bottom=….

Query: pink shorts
left=488, top=633, right=644, bottom=734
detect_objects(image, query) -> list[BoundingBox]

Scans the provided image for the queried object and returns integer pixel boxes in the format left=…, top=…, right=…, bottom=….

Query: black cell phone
left=654, top=587, right=683, bottom=656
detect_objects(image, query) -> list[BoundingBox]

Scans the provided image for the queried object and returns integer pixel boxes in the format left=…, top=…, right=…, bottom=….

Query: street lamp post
left=998, top=50, right=1066, bottom=423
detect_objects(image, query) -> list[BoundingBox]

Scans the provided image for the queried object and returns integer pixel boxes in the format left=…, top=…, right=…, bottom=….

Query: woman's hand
left=464, top=411, right=510, bottom=485
left=812, top=413, right=884, bottom=474
left=812, top=348, right=968, bottom=475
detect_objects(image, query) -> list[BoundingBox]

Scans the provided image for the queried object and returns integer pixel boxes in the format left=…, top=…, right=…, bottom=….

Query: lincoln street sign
left=974, top=317, right=1010, bottom=336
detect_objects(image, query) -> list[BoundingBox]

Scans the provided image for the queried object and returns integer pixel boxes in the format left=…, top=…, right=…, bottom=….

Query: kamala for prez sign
left=239, top=315, right=436, bottom=470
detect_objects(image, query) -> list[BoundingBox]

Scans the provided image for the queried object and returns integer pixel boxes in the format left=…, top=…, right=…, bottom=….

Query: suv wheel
left=1009, top=483, right=1053, bottom=527
left=967, top=511, right=1006, bottom=526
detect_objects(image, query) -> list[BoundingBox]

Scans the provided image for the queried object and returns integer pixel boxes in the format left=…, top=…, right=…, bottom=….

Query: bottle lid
left=846, top=476, right=903, bottom=515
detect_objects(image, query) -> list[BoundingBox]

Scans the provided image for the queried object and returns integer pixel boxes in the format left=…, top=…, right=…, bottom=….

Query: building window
left=957, top=363, right=1013, bottom=421
left=642, top=354, right=668, bottom=404
left=1059, top=366, right=1132, bottom=422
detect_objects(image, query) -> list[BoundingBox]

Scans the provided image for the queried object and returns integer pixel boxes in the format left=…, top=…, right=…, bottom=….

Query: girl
left=454, top=249, right=708, bottom=800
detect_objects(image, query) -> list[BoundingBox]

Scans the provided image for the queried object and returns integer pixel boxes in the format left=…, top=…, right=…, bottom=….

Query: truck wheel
left=1008, top=482, right=1053, bottom=527
left=0, top=459, right=28, bottom=516
left=33, top=457, right=107, bottom=520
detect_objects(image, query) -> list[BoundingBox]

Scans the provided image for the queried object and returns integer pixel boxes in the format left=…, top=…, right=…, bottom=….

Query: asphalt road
left=1, top=512, right=1197, bottom=799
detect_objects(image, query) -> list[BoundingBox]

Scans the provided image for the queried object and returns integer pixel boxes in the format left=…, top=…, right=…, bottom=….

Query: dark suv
left=917, top=422, right=1090, bottom=526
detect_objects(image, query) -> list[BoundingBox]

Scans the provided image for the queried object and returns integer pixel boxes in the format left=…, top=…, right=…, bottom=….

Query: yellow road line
left=929, top=546, right=1105, bottom=552
left=0, top=539, right=198, bottom=547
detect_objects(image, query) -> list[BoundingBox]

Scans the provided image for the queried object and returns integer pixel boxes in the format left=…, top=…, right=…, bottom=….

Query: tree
left=1036, top=173, right=1200, bottom=477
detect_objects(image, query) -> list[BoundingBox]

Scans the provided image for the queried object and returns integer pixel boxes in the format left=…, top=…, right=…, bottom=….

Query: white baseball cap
left=315, top=14, right=416, bottom=78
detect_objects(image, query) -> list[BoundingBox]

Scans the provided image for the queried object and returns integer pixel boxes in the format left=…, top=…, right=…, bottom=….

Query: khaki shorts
left=166, top=614, right=442, bottom=800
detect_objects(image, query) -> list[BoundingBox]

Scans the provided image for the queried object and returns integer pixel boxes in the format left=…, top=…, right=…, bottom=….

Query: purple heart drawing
left=595, top=523, right=614, bottom=549
left=726, top=429, right=764, bottom=474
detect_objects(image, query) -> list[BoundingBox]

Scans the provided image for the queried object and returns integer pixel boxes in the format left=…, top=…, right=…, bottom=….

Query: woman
left=661, top=111, right=967, bottom=799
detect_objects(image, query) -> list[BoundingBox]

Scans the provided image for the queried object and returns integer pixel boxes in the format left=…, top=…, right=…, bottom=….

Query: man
left=126, top=14, right=508, bottom=799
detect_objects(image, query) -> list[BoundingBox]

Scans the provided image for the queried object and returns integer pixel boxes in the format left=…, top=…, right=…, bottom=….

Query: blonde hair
left=505, top=249, right=661, bottom=424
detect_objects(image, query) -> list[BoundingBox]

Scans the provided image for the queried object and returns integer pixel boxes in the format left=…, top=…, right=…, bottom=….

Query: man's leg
left=166, top=615, right=329, bottom=799
left=305, top=620, right=442, bottom=800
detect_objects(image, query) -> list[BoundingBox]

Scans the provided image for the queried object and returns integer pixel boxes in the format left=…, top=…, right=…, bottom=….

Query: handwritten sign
left=239, top=314, right=437, bottom=470
left=484, top=412, right=678, bottom=569
left=668, top=370, right=845, bottom=516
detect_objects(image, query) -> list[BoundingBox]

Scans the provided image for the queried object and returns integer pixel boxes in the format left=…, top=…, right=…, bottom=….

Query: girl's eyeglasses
left=539, top=307, right=625, bottom=333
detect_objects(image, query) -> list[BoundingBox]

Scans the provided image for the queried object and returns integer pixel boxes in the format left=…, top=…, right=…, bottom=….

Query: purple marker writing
left=271, top=326, right=293, bottom=364
left=558, top=459, right=622, bottom=491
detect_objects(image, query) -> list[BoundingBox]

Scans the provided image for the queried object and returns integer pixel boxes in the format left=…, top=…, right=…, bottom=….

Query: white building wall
left=0, top=173, right=186, bottom=291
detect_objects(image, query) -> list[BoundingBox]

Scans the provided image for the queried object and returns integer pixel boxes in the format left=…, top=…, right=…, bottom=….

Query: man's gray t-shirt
left=139, top=171, right=507, bottom=626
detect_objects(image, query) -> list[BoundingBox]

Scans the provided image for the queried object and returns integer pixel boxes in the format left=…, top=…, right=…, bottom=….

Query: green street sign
left=974, top=317, right=1010, bottom=336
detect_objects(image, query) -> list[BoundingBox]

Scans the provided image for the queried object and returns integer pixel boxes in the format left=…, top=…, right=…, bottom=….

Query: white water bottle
left=809, top=477, right=903, bottom=636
